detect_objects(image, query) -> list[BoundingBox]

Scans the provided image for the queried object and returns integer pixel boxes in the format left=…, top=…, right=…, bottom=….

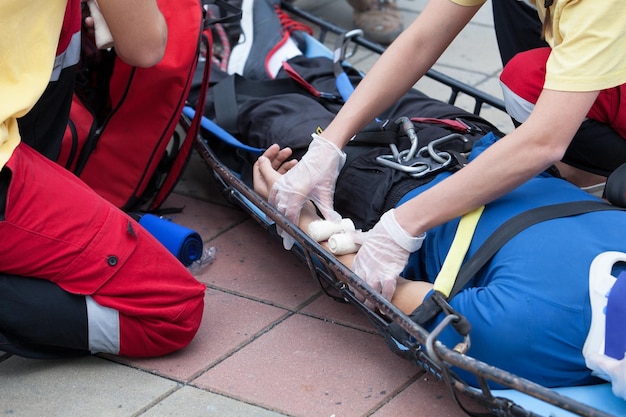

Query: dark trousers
left=0, top=166, right=90, bottom=358
left=492, top=0, right=547, bottom=66
left=16, top=65, right=77, bottom=161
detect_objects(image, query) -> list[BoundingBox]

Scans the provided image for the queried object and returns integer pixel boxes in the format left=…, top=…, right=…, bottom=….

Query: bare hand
left=253, top=145, right=297, bottom=200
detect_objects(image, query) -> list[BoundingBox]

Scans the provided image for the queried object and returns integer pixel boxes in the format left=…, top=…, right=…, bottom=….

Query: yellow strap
left=433, top=206, right=485, bottom=297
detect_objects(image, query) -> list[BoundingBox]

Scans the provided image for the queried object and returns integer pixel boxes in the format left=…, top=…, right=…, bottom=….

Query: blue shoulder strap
left=182, top=106, right=264, bottom=155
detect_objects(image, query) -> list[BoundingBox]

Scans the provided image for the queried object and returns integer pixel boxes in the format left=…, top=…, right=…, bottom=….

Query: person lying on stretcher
left=253, top=134, right=626, bottom=398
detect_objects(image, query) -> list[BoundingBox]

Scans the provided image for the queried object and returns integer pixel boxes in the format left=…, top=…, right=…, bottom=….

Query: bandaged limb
left=308, top=218, right=355, bottom=242
left=328, top=232, right=361, bottom=255
left=308, top=217, right=368, bottom=256
left=254, top=145, right=432, bottom=313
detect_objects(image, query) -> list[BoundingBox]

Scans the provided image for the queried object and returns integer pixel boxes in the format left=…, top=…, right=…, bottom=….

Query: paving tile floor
left=0, top=1, right=512, bottom=416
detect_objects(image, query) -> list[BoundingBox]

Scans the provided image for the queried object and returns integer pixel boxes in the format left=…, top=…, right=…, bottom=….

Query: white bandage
left=327, top=233, right=361, bottom=255
left=307, top=218, right=355, bottom=242
left=87, top=0, right=114, bottom=49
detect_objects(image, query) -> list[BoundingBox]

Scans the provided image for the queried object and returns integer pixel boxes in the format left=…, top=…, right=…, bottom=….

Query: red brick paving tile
left=162, top=192, right=248, bottom=241
left=372, top=374, right=467, bottom=417
left=194, top=219, right=322, bottom=309
left=193, top=314, right=422, bottom=417
left=106, top=288, right=289, bottom=382
left=301, top=292, right=376, bottom=333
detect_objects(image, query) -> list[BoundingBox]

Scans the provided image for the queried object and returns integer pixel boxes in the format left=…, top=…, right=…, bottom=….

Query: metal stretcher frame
left=192, top=3, right=615, bottom=416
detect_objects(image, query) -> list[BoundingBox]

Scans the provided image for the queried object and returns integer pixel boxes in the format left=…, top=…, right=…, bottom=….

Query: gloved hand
left=587, top=352, right=626, bottom=400
left=270, top=133, right=346, bottom=249
left=351, top=209, right=425, bottom=308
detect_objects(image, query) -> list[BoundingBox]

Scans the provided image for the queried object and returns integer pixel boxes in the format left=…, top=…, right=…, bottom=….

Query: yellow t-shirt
left=0, top=0, right=66, bottom=169
left=540, top=0, right=626, bottom=91
left=448, top=0, right=626, bottom=92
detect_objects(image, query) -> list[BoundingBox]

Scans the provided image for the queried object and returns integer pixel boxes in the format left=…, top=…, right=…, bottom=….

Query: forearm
left=395, top=128, right=548, bottom=235
left=97, top=0, right=167, bottom=67
left=296, top=202, right=358, bottom=266
left=322, top=0, right=481, bottom=148
left=392, top=279, right=432, bottom=314
left=299, top=201, right=430, bottom=314
left=394, top=89, right=600, bottom=237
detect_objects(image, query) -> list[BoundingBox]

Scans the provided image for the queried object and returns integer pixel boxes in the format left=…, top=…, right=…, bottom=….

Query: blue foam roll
left=138, top=214, right=204, bottom=267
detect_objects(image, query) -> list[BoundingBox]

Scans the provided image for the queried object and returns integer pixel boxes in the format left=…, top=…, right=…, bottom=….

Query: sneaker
left=346, top=0, right=403, bottom=45
left=227, top=0, right=313, bottom=80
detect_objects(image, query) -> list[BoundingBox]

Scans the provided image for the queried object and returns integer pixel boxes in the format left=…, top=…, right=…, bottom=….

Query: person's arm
left=394, top=88, right=599, bottom=237
left=321, top=0, right=482, bottom=148
left=95, top=0, right=167, bottom=67
left=346, top=87, right=598, bottom=303
left=269, top=0, right=482, bottom=237
left=254, top=145, right=432, bottom=314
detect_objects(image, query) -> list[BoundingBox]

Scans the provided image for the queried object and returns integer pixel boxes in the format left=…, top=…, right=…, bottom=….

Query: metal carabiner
left=376, top=132, right=469, bottom=178
left=333, top=29, right=363, bottom=66
left=423, top=133, right=469, bottom=164
left=394, top=116, right=419, bottom=162
left=333, top=29, right=364, bottom=101
left=376, top=153, right=432, bottom=176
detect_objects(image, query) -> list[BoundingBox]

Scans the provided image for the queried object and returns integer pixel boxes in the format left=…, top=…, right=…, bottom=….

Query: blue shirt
left=400, top=133, right=626, bottom=388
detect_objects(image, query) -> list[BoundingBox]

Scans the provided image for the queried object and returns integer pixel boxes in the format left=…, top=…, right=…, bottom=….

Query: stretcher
left=188, top=3, right=626, bottom=416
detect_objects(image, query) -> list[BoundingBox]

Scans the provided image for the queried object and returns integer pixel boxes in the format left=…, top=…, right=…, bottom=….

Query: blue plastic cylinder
left=137, top=214, right=204, bottom=267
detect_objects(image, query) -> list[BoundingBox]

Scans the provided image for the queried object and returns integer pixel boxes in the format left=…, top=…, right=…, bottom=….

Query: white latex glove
left=587, top=352, right=626, bottom=400
left=269, top=133, right=346, bottom=249
left=352, top=209, right=425, bottom=308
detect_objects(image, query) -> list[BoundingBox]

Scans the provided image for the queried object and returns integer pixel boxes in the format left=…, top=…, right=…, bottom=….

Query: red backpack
left=59, top=0, right=235, bottom=212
